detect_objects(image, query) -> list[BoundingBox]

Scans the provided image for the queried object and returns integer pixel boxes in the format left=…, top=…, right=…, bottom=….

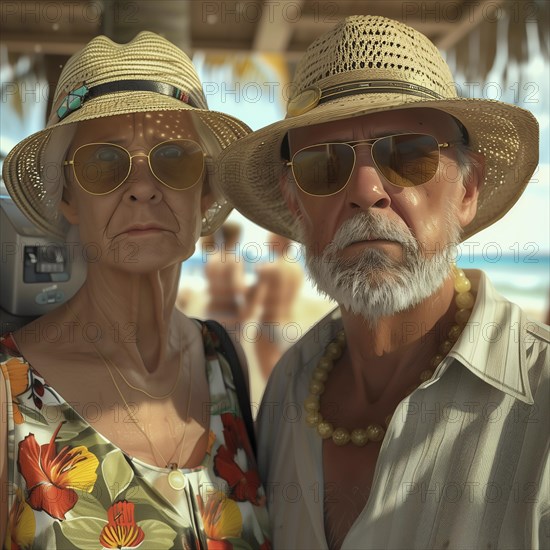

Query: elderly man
left=219, top=15, right=548, bottom=550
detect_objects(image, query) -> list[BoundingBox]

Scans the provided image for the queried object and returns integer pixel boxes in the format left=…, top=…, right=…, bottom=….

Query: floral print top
left=1, top=325, right=271, bottom=550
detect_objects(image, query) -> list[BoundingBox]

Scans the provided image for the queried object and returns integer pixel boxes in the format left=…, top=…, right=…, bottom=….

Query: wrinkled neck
left=69, top=262, right=182, bottom=372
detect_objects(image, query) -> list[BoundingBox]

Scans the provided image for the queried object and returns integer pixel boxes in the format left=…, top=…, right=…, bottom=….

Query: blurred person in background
left=246, top=232, right=304, bottom=379
left=219, top=15, right=548, bottom=550
left=204, top=222, right=247, bottom=331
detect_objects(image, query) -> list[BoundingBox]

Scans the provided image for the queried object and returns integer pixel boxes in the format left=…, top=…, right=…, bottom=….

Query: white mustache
left=330, top=212, right=417, bottom=251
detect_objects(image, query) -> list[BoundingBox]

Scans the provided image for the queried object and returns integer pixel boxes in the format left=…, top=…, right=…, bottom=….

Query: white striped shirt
left=257, top=270, right=549, bottom=549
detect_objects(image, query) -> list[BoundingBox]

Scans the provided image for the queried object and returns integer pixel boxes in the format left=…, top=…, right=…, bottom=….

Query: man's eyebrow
left=319, top=132, right=394, bottom=142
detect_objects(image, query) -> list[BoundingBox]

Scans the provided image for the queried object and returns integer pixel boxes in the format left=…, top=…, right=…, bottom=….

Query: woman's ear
left=456, top=151, right=485, bottom=228
left=201, top=156, right=220, bottom=217
left=200, top=183, right=216, bottom=219
left=59, top=187, right=79, bottom=225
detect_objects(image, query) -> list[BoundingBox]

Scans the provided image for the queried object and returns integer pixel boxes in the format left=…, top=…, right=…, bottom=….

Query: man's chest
left=323, top=442, right=381, bottom=549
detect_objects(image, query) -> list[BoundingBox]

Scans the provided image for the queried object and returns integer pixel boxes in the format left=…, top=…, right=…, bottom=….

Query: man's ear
left=279, top=171, right=302, bottom=218
left=59, top=188, right=79, bottom=225
left=456, top=151, right=485, bottom=228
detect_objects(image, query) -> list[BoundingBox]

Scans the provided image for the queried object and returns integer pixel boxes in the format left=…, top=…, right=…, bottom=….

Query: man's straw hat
left=219, top=15, right=539, bottom=242
left=2, top=31, right=251, bottom=237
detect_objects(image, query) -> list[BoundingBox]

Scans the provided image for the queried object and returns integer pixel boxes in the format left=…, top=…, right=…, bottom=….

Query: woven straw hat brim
left=3, top=92, right=251, bottom=238
left=219, top=93, right=539, bottom=243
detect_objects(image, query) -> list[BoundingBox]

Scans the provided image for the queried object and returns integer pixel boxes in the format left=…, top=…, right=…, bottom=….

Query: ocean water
left=180, top=254, right=550, bottom=322
left=457, top=255, right=549, bottom=318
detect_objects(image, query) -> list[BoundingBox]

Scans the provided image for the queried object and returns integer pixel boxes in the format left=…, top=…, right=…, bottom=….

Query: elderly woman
left=0, top=32, right=270, bottom=548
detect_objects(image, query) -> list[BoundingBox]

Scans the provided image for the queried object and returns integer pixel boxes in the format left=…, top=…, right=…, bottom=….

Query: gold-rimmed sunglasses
left=63, top=139, right=206, bottom=195
left=286, top=133, right=464, bottom=196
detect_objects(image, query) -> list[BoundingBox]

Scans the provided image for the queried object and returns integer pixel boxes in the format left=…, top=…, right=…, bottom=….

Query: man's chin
left=308, top=251, right=402, bottom=287
left=307, top=251, right=451, bottom=326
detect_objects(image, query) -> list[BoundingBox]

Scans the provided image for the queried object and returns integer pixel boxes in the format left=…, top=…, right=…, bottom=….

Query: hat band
left=319, top=80, right=444, bottom=103
left=286, top=79, right=445, bottom=117
left=55, top=80, right=192, bottom=122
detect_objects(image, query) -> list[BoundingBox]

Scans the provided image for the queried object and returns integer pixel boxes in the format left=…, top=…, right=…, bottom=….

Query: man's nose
left=344, top=145, right=392, bottom=210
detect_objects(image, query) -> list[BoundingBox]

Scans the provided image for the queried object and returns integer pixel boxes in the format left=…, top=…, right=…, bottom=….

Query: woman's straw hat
left=218, top=15, right=539, bottom=242
left=2, top=31, right=251, bottom=237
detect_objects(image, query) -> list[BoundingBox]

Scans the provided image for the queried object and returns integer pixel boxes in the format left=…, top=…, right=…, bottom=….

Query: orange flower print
left=5, top=488, right=36, bottom=550
left=197, top=491, right=242, bottom=548
left=206, top=429, right=217, bottom=455
left=99, top=501, right=145, bottom=549
left=2, top=358, right=30, bottom=424
left=18, top=422, right=99, bottom=520
left=214, top=413, right=263, bottom=505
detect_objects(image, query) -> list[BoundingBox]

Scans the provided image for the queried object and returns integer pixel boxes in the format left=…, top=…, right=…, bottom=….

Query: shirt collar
left=318, top=270, right=535, bottom=404
left=444, top=270, right=534, bottom=404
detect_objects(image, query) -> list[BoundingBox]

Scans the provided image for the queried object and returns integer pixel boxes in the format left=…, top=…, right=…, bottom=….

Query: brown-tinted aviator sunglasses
left=286, top=133, right=464, bottom=197
left=63, top=139, right=206, bottom=195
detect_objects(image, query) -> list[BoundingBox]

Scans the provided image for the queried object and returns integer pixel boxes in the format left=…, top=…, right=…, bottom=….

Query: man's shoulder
left=270, top=307, right=340, bottom=374
left=525, top=319, right=550, bottom=344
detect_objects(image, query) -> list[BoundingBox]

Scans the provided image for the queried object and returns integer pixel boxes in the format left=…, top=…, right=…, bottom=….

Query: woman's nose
left=123, top=153, right=163, bottom=203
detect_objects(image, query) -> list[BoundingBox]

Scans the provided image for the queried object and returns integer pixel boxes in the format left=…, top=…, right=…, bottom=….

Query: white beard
left=301, top=210, right=461, bottom=327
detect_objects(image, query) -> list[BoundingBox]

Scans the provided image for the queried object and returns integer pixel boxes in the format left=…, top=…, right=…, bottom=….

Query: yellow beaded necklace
left=304, top=266, right=474, bottom=447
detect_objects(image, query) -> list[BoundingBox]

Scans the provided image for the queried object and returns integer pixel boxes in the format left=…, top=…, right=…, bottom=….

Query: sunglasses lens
left=292, top=143, right=354, bottom=195
left=373, top=134, right=440, bottom=187
left=73, top=144, right=130, bottom=194
left=151, top=140, right=204, bottom=190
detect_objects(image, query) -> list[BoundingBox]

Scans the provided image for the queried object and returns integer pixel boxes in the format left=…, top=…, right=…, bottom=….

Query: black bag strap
left=203, top=319, right=257, bottom=456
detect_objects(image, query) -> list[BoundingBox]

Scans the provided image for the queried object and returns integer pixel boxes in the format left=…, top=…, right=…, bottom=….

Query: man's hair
left=454, top=143, right=481, bottom=184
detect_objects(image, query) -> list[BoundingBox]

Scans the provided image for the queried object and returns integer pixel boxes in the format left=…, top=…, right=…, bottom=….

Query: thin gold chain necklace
left=66, top=302, right=193, bottom=489
left=106, top=354, right=183, bottom=400
left=64, top=303, right=182, bottom=400
left=304, top=266, right=475, bottom=446
left=103, top=353, right=192, bottom=490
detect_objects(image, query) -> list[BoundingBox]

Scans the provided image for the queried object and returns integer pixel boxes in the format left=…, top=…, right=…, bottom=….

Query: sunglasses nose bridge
left=127, top=150, right=156, bottom=171
left=350, top=140, right=375, bottom=150
left=343, top=140, right=395, bottom=200
left=349, top=139, right=377, bottom=161
left=348, top=140, right=378, bottom=176
left=350, top=137, right=399, bottom=188
left=123, top=150, right=165, bottom=192
left=128, top=151, right=150, bottom=166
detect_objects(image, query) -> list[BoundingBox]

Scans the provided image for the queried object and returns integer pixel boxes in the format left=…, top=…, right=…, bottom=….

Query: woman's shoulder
left=2, top=310, right=63, bottom=359
left=0, top=333, right=30, bottom=379
left=1, top=322, right=51, bottom=373
left=1, top=332, right=21, bottom=358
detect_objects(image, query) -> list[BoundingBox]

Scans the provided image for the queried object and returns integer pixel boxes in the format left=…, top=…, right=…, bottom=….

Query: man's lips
left=344, top=238, right=399, bottom=247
